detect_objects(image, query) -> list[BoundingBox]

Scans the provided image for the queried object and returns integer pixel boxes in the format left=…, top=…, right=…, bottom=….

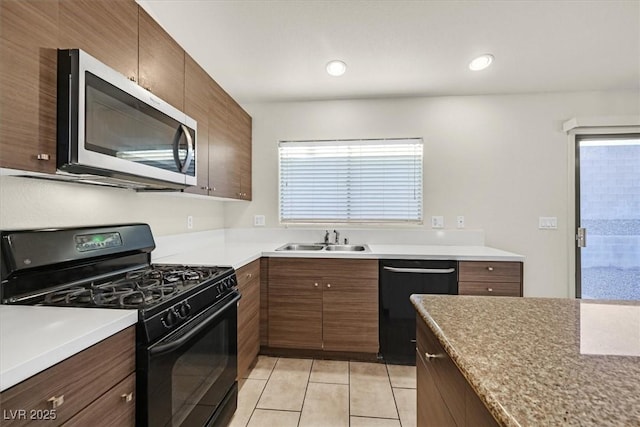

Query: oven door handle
left=149, top=292, right=240, bottom=356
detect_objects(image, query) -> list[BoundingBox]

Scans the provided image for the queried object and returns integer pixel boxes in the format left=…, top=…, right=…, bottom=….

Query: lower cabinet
left=236, top=259, right=261, bottom=379
left=416, top=318, right=498, bottom=427
left=267, top=258, right=379, bottom=354
left=0, top=326, right=136, bottom=426
left=458, top=261, right=523, bottom=297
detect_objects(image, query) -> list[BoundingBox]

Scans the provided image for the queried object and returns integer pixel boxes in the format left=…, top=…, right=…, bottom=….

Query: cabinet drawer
left=458, top=261, right=522, bottom=283
left=458, top=281, right=521, bottom=297
left=62, top=373, right=135, bottom=427
left=0, top=327, right=135, bottom=426
left=237, top=259, right=260, bottom=290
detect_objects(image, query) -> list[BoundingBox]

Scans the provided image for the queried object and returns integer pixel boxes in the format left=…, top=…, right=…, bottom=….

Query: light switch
left=431, top=216, right=444, bottom=229
left=539, top=216, right=558, bottom=230
left=254, top=215, right=266, bottom=227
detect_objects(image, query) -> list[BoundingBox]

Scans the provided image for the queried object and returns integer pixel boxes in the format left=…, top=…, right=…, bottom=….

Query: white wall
left=0, top=176, right=225, bottom=236
left=225, top=90, right=640, bottom=298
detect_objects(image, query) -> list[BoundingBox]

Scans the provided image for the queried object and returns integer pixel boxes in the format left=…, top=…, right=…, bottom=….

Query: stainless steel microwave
left=57, top=49, right=196, bottom=190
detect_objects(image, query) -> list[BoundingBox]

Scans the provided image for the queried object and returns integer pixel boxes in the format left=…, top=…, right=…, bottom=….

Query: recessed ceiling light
left=469, top=54, right=494, bottom=71
left=326, top=60, right=347, bottom=77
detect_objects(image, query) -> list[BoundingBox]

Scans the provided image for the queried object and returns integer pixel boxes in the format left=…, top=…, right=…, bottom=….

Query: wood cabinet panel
left=416, top=319, right=498, bottom=427
left=322, top=274, right=378, bottom=353
left=458, top=281, right=521, bottom=297
left=58, top=0, right=138, bottom=81
left=0, top=0, right=58, bottom=173
left=260, top=258, right=269, bottom=346
left=267, top=258, right=378, bottom=353
left=228, top=98, right=252, bottom=200
left=184, top=55, right=211, bottom=196
left=268, top=275, right=322, bottom=349
left=0, top=327, right=135, bottom=426
left=62, top=373, right=135, bottom=427
left=458, top=261, right=522, bottom=283
left=207, top=83, right=234, bottom=198
left=417, top=349, right=456, bottom=427
left=138, top=6, right=185, bottom=110
left=237, top=262, right=260, bottom=379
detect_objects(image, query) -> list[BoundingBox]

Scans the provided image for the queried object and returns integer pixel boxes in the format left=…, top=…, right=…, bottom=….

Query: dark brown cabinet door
left=138, top=6, right=185, bottom=110
left=208, top=82, right=233, bottom=198
left=417, top=349, right=457, bottom=427
left=59, top=0, right=138, bottom=81
left=228, top=99, right=252, bottom=200
left=0, top=0, right=58, bottom=173
left=322, top=260, right=378, bottom=353
left=184, top=55, right=211, bottom=196
left=268, top=259, right=323, bottom=349
left=237, top=260, right=261, bottom=379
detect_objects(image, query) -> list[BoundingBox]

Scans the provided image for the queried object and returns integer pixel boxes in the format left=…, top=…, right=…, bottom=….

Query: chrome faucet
left=324, top=230, right=330, bottom=244
left=333, top=230, right=340, bottom=244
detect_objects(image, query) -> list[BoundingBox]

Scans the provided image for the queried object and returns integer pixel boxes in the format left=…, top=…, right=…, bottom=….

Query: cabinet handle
left=487, top=266, right=494, bottom=271
left=212, top=187, right=216, bottom=191
left=326, top=283, right=331, bottom=288
left=247, top=273, right=252, bottom=279
left=487, top=287, right=493, bottom=292
left=314, top=282, right=319, bottom=287
left=425, top=352, right=437, bottom=359
left=37, top=153, right=50, bottom=161
left=200, top=186, right=210, bottom=190
left=47, top=395, right=64, bottom=409
left=121, top=392, right=133, bottom=403
left=128, top=76, right=136, bottom=82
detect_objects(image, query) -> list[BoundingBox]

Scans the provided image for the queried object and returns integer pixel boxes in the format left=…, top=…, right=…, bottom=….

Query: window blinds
left=279, top=138, right=423, bottom=223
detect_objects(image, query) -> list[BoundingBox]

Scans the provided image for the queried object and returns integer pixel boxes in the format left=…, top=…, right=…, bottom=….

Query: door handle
left=576, top=227, right=587, bottom=248
left=172, top=124, right=194, bottom=173
left=383, top=266, right=455, bottom=274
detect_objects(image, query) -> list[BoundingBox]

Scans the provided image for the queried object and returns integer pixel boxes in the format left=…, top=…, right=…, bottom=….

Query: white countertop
left=0, top=306, right=137, bottom=392
left=155, top=241, right=524, bottom=267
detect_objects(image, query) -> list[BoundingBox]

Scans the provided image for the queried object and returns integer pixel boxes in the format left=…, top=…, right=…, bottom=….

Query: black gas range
left=0, top=224, right=239, bottom=427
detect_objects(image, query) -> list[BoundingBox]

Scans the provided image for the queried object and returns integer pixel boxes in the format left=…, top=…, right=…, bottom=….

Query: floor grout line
left=386, top=363, right=403, bottom=426
left=296, top=359, right=313, bottom=427
left=245, top=356, right=279, bottom=427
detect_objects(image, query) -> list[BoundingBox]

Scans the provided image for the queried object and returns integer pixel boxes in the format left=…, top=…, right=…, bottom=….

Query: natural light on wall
left=278, top=138, right=423, bottom=224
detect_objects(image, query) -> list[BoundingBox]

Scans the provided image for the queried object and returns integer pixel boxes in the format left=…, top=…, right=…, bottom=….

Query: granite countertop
left=0, top=306, right=137, bottom=392
left=410, top=295, right=640, bottom=426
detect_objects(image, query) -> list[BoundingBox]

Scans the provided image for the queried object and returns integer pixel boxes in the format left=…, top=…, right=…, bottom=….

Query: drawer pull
left=37, top=153, right=50, bottom=161
left=425, top=352, right=437, bottom=359
left=487, top=288, right=493, bottom=292
left=247, top=273, right=252, bottom=279
left=487, top=266, right=494, bottom=271
left=327, top=283, right=331, bottom=288
left=121, top=392, right=133, bottom=403
left=314, top=282, right=319, bottom=287
left=48, top=395, right=64, bottom=409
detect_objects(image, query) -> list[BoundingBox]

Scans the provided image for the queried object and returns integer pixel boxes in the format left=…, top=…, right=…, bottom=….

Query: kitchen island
left=411, top=295, right=640, bottom=426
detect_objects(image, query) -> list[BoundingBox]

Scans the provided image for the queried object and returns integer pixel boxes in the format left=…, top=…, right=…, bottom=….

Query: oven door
left=140, top=291, right=239, bottom=427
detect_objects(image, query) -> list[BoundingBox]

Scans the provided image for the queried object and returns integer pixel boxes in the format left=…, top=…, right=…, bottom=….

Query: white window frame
left=278, top=138, right=424, bottom=225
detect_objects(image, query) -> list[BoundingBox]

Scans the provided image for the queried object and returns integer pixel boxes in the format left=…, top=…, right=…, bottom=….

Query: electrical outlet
left=538, top=216, right=557, bottom=230
left=456, top=216, right=465, bottom=229
left=431, top=216, right=444, bottom=229
left=187, top=215, right=193, bottom=229
left=254, top=215, right=265, bottom=227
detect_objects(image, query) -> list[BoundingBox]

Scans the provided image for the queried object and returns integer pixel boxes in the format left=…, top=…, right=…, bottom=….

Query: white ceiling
left=138, top=0, right=640, bottom=104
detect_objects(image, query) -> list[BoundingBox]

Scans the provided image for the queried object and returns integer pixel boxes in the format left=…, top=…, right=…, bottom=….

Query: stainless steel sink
left=274, top=243, right=370, bottom=252
left=275, top=243, right=325, bottom=251
left=324, top=244, right=368, bottom=251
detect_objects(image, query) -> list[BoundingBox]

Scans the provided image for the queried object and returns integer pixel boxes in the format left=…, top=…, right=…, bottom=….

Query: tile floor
left=229, top=356, right=416, bottom=427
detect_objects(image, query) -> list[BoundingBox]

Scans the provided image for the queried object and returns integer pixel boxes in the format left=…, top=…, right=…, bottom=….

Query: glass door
left=576, top=134, right=640, bottom=300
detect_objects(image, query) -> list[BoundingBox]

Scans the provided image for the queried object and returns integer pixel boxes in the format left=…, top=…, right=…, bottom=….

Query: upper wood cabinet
left=1, top=0, right=251, bottom=199
left=184, top=55, right=212, bottom=196
left=267, top=258, right=378, bottom=354
left=138, top=7, right=185, bottom=111
left=0, top=0, right=59, bottom=173
left=58, top=0, right=138, bottom=81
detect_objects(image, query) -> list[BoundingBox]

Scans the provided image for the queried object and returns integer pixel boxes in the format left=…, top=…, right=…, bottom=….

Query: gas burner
left=120, top=290, right=159, bottom=308
left=44, top=287, right=89, bottom=305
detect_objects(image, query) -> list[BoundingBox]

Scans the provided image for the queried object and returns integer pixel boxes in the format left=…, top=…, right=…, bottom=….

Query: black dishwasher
left=379, top=259, right=457, bottom=365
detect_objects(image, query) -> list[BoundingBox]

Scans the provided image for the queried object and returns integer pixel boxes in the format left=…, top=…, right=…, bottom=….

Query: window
left=279, top=138, right=423, bottom=223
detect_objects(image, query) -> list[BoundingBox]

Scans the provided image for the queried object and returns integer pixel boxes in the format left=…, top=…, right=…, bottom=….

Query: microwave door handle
left=172, top=124, right=193, bottom=173
left=149, top=293, right=240, bottom=357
